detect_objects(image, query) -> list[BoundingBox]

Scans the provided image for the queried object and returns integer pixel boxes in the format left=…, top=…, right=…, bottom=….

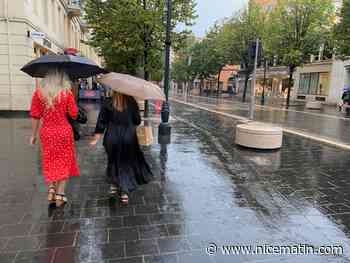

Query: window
left=33, top=0, right=38, bottom=14
left=319, top=72, right=330, bottom=96
left=299, top=74, right=311, bottom=94
left=58, top=7, right=62, bottom=38
left=309, top=73, right=319, bottom=95
left=43, top=0, right=48, bottom=25
left=51, top=0, right=56, bottom=32
left=298, top=72, right=330, bottom=96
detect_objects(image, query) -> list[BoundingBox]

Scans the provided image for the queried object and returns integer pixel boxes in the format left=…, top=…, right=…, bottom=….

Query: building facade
left=187, top=65, right=239, bottom=96
left=0, top=0, right=101, bottom=110
left=291, top=0, right=345, bottom=105
left=292, top=59, right=350, bottom=104
left=251, top=0, right=345, bottom=105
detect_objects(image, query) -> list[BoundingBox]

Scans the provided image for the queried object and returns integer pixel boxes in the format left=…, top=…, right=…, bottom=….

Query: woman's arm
left=90, top=100, right=110, bottom=146
left=30, top=90, right=43, bottom=145
left=30, top=118, right=40, bottom=145
left=89, top=133, right=102, bottom=145
left=67, top=91, right=79, bottom=119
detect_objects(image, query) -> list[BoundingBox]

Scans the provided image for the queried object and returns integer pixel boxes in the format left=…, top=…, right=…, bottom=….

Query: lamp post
left=261, top=58, right=268, bottom=105
left=249, top=38, right=260, bottom=120
left=158, top=0, right=172, bottom=141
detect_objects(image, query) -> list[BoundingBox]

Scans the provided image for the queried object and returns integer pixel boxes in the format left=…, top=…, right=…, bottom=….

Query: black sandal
left=120, top=193, right=129, bottom=205
left=55, top=194, right=67, bottom=207
left=109, top=185, right=119, bottom=195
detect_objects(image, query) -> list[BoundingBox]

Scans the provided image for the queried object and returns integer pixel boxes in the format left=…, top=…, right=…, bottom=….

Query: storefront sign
left=79, top=90, right=101, bottom=100
left=29, top=31, right=45, bottom=39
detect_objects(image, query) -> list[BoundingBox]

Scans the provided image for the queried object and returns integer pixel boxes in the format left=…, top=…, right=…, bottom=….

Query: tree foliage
left=172, top=0, right=337, bottom=104
left=266, top=0, right=335, bottom=106
left=268, top=0, right=335, bottom=68
left=84, top=0, right=196, bottom=80
left=334, top=0, right=350, bottom=58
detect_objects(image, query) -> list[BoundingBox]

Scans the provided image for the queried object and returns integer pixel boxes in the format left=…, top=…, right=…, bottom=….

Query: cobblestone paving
left=1, top=101, right=350, bottom=262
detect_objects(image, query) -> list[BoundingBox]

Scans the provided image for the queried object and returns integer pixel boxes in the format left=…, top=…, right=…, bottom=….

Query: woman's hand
left=89, top=134, right=102, bottom=146
left=30, top=135, right=37, bottom=145
left=89, top=138, right=99, bottom=146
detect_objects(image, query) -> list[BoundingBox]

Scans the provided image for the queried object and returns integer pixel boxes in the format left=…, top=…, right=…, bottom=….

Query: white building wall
left=328, top=60, right=345, bottom=104
left=293, top=59, right=350, bottom=105
left=0, top=0, right=102, bottom=110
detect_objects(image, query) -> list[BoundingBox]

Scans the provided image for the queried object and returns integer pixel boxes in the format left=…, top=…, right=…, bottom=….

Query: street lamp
left=261, top=58, right=269, bottom=105
left=158, top=0, right=172, bottom=141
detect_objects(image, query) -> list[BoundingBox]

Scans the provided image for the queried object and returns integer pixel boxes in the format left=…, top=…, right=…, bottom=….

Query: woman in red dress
left=30, top=70, right=80, bottom=207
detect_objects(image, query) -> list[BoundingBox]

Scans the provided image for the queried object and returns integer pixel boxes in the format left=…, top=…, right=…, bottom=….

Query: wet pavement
left=1, top=101, right=350, bottom=262
left=174, top=94, right=350, bottom=146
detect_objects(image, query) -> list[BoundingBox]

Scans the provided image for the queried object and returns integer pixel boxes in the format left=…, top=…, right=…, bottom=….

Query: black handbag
left=70, top=121, right=81, bottom=141
left=75, top=106, right=88, bottom=124
left=68, top=106, right=88, bottom=141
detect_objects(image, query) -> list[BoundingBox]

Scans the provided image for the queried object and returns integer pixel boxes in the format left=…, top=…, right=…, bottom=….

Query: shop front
left=293, top=60, right=332, bottom=103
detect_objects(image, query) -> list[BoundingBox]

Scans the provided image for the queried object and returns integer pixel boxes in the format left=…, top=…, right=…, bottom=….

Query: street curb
left=185, top=94, right=350, bottom=121
left=171, top=98, right=350, bottom=151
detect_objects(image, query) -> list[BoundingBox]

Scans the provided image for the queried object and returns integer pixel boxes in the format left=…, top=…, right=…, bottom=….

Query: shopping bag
left=137, top=125, right=154, bottom=146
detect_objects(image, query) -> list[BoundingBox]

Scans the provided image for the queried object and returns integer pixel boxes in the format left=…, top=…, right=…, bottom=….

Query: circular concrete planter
left=306, top=101, right=322, bottom=110
left=235, top=122, right=283, bottom=149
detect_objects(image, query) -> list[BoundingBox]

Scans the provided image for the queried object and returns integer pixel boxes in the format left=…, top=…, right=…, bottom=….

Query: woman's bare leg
left=56, top=180, right=67, bottom=207
left=56, top=180, right=67, bottom=194
left=48, top=182, right=56, bottom=203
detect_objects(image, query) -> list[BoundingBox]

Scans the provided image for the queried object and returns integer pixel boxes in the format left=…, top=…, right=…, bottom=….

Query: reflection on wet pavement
left=174, top=95, right=350, bottom=146
left=1, top=101, right=350, bottom=262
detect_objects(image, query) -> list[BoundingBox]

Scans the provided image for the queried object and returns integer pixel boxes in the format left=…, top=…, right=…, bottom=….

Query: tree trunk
left=261, top=60, right=267, bottom=105
left=200, top=79, right=203, bottom=95
left=242, top=72, right=249, bottom=103
left=286, top=65, right=295, bottom=109
left=216, top=67, right=223, bottom=98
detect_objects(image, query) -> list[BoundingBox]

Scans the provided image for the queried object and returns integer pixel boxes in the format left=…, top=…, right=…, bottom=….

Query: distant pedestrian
left=30, top=70, right=80, bottom=207
left=89, top=91, right=152, bottom=205
left=342, top=90, right=350, bottom=116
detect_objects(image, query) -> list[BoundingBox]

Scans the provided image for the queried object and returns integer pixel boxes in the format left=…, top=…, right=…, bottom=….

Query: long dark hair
left=111, top=91, right=127, bottom=112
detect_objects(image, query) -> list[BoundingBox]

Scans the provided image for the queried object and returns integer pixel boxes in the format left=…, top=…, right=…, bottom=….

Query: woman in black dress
left=90, top=91, right=152, bottom=204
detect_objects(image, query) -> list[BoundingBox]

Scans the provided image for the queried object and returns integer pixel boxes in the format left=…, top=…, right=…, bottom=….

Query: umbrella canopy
left=21, top=54, right=107, bottom=79
left=98, top=73, right=165, bottom=101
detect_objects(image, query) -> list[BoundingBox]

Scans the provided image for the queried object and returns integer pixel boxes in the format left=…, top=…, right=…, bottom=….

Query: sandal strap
left=121, top=194, right=129, bottom=200
left=56, top=194, right=67, bottom=202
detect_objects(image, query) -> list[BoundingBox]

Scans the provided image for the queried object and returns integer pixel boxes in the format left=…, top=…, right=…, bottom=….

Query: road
left=173, top=94, right=350, bottom=149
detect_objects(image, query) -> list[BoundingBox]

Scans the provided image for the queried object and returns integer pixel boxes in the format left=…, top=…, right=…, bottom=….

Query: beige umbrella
left=98, top=72, right=165, bottom=101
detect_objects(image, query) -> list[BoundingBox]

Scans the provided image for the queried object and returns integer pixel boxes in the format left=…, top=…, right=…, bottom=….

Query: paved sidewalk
left=1, top=102, right=350, bottom=262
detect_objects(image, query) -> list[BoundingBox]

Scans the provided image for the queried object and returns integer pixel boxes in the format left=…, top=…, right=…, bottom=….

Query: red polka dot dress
left=30, top=89, right=80, bottom=184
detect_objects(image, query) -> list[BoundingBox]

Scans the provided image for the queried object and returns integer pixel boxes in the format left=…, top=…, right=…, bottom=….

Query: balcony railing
left=67, top=0, right=82, bottom=17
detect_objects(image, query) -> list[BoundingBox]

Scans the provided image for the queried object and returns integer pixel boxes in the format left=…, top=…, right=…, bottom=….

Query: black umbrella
left=21, top=54, right=108, bottom=79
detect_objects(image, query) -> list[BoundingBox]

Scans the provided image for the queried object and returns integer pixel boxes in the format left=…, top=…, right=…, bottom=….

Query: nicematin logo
left=206, top=243, right=344, bottom=256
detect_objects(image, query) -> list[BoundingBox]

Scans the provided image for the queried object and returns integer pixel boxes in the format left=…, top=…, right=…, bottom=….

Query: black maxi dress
left=95, top=97, right=153, bottom=194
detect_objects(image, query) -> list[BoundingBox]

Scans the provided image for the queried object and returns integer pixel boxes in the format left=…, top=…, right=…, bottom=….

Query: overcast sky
left=190, top=0, right=247, bottom=37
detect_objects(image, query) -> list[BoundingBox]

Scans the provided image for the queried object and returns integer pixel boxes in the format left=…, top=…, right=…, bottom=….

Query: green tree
left=171, top=34, right=197, bottom=93
left=184, top=23, right=233, bottom=97
left=84, top=0, right=197, bottom=80
left=268, top=0, right=335, bottom=107
left=219, top=4, right=268, bottom=102
left=206, top=23, right=232, bottom=96
left=334, top=0, right=350, bottom=58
